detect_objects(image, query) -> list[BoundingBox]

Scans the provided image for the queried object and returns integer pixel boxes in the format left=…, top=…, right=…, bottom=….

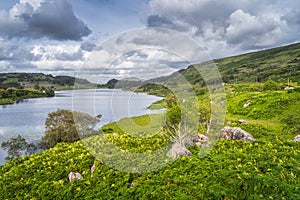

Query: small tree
left=39, top=109, right=100, bottom=149
left=164, top=97, right=199, bottom=146
left=165, top=93, right=179, bottom=108
left=198, top=99, right=211, bottom=134
left=1, top=135, right=28, bottom=160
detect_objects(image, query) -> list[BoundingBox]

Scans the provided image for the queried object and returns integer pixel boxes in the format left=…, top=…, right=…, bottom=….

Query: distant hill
left=104, top=42, right=300, bottom=89
left=0, top=73, right=92, bottom=89
left=187, top=42, right=300, bottom=85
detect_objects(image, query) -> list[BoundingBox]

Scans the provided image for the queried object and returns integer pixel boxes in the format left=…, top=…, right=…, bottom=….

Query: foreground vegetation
left=0, top=138, right=299, bottom=199
left=1, top=86, right=300, bottom=199
left=1, top=43, right=300, bottom=199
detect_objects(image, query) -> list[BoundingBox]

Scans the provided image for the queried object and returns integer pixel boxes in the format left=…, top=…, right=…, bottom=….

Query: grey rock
left=243, top=103, right=251, bottom=108
left=292, top=135, right=300, bottom=141
left=167, top=142, right=192, bottom=159
left=112, top=133, right=119, bottom=137
left=238, top=119, right=247, bottom=124
left=68, top=172, right=83, bottom=182
left=185, top=134, right=208, bottom=146
left=218, top=126, right=255, bottom=141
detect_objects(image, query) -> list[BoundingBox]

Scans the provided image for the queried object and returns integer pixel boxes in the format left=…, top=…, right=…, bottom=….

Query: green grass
left=147, top=99, right=166, bottom=110
left=102, top=114, right=165, bottom=138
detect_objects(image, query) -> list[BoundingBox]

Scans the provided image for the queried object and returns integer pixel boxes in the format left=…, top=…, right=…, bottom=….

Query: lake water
left=0, top=89, right=163, bottom=165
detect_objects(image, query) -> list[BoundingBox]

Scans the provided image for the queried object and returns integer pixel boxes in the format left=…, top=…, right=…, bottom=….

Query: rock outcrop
left=218, top=126, right=255, bottom=141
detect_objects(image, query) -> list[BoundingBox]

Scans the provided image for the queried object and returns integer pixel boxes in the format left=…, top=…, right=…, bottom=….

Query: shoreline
left=0, top=88, right=164, bottom=165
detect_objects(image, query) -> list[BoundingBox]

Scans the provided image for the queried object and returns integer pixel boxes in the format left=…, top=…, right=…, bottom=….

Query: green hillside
left=1, top=90, right=300, bottom=199
left=106, top=42, right=300, bottom=92
left=180, top=42, right=300, bottom=86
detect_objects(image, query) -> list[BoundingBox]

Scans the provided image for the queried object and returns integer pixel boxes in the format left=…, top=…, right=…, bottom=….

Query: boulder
left=218, top=126, right=255, bottom=141
left=243, top=102, right=251, bottom=108
left=112, top=133, right=119, bottom=137
left=68, top=172, right=83, bottom=182
left=292, top=135, right=300, bottom=141
left=238, top=119, right=247, bottom=124
left=185, top=134, right=208, bottom=146
left=167, top=142, right=192, bottom=159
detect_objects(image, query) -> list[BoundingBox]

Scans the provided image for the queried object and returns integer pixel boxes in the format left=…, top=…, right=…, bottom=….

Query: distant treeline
left=0, top=73, right=91, bottom=89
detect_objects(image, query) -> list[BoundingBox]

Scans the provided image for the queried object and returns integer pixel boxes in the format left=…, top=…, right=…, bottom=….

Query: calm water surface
left=0, top=89, right=163, bottom=164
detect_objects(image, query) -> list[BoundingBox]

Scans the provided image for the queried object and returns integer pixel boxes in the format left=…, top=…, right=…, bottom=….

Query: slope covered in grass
left=1, top=88, right=300, bottom=199
left=0, top=139, right=299, bottom=199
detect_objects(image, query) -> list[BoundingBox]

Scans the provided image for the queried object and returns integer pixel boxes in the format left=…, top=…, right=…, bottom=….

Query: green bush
left=263, top=80, right=280, bottom=91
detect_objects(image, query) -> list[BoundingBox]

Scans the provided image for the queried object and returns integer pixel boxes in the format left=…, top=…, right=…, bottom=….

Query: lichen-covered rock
left=167, top=142, right=192, bottom=159
left=292, top=135, right=300, bottom=141
left=218, top=126, right=255, bottom=141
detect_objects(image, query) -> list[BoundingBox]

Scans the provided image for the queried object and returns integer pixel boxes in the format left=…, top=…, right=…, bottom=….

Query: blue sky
left=0, top=0, right=299, bottom=83
left=71, top=0, right=148, bottom=35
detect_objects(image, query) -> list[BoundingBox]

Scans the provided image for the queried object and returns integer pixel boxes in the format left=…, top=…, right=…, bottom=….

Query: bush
left=263, top=80, right=280, bottom=91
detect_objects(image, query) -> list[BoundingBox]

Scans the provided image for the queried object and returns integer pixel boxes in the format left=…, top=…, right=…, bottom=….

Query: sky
left=0, top=0, right=299, bottom=83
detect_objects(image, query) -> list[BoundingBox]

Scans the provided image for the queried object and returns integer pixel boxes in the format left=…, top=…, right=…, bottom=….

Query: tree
left=198, top=99, right=211, bottom=134
left=164, top=97, right=199, bottom=146
left=165, top=104, right=182, bottom=136
left=34, top=84, right=40, bottom=90
left=45, top=88, right=55, bottom=97
left=1, top=135, right=29, bottom=160
left=39, top=109, right=100, bottom=149
left=165, top=93, right=178, bottom=108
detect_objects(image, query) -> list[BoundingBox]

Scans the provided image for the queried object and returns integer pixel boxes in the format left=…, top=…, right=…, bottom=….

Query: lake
left=0, top=89, right=163, bottom=165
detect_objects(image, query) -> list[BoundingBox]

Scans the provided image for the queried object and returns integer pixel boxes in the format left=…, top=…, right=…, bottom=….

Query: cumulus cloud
left=0, top=0, right=91, bottom=41
left=146, top=0, right=300, bottom=56
left=78, top=28, right=211, bottom=83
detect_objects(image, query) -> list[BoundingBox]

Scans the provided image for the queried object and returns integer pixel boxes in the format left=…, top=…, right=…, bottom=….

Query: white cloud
left=77, top=28, right=211, bottom=83
left=0, top=0, right=91, bottom=41
left=146, top=0, right=300, bottom=57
